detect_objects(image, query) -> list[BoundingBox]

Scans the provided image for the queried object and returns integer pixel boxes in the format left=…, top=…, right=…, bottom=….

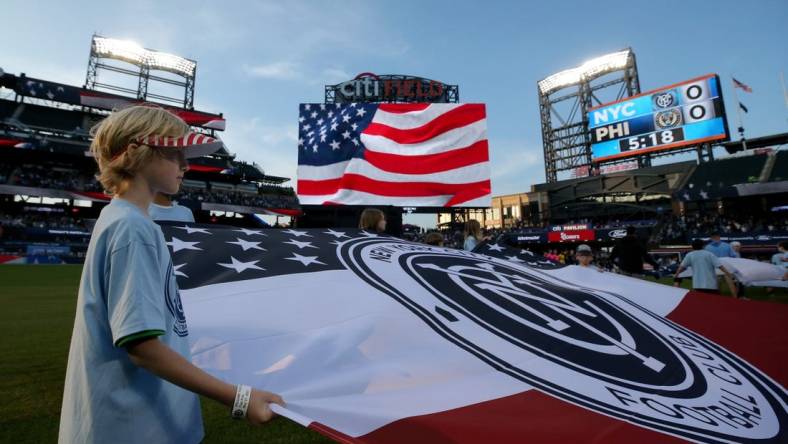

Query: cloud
left=488, top=142, right=545, bottom=196
left=321, top=68, right=351, bottom=84
left=244, top=62, right=302, bottom=80
left=219, top=116, right=299, bottom=184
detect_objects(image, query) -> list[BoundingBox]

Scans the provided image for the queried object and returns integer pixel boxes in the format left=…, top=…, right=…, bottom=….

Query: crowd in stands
left=178, top=188, right=298, bottom=210
left=0, top=212, right=90, bottom=232
left=659, top=213, right=788, bottom=244
left=1, top=164, right=87, bottom=191
left=0, top=163, right=300, bottom=209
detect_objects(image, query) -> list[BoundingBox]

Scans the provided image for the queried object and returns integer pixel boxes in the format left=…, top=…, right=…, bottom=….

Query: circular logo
left=653, top=92, right=676, bottom=109
left=339, top=238, right=787, bottom=443
left=655, top=109, right=683, bottom=129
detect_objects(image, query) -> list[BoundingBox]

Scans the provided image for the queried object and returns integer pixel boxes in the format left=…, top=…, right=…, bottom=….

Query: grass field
left=0, top=265, right=785, bottom=443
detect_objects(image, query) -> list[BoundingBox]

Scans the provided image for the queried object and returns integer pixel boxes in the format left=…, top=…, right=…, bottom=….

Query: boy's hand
left=246, top=389, right=285, bottom=425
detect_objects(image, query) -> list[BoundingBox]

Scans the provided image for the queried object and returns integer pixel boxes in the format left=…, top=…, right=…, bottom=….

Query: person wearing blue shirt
left=149, top=192, right=196, bottom=222
left=772, top=242, right=788, bottom=269
left=704, top=231, right=737, bottom=258
left=59, top=106, right=284, bottom=444
left=674, top=239, right=738, bottom=297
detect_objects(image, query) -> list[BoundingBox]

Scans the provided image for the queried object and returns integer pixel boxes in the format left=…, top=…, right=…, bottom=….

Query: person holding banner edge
left=59, top=106, right=284, bottom=444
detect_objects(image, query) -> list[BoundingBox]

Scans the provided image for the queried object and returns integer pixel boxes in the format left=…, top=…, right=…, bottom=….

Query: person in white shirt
left=149, top=192, right=195, bottom=222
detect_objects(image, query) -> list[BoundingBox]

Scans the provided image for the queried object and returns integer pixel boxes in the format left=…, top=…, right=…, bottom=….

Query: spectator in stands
left=730, top=241, right=742, bottom=258
left=673, top=239, right=738, bottom=298
left=359, top=208, right=386, bottom=233
left=463, top=220, right=483, bottom=251
left=575, top=244, right=603, bottom=272
left=424, top=232, right=444, bottom=247
left=149, top=192, right=195, bottom=223
left=704, top=231, right=737, bottom=258
left=609, top=226, right=658, bottom=276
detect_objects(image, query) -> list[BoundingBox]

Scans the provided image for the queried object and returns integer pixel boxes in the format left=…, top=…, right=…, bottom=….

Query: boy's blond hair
left=90, top=106, right=190, bottom=195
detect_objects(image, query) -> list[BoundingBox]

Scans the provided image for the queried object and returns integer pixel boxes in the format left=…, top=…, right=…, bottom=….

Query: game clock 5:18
left=619, top=128, right=685, bottom=151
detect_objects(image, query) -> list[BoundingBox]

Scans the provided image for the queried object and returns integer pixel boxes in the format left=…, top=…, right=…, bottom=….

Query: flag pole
left=731, top=76, right=747, bottom=151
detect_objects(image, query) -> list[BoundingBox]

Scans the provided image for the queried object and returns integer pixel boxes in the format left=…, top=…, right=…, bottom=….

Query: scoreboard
left=588, top=74, right=729, bottom=162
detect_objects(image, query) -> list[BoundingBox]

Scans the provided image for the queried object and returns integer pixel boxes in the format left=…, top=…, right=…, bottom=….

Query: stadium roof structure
left=720, top=131, right=788, bottom=154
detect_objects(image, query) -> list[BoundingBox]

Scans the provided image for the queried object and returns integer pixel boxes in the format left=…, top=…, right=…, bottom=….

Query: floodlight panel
left=538, top=49, right=632, bottom=95
left=148, top=51, right=196, bottom=76
left=92, top=36, right=196, bottom=77
left=92, top=37, right=147, bottom=65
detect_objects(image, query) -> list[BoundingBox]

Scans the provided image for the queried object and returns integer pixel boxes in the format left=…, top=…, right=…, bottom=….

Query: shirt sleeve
left=106, top=239, right=167, bottom=347
left=711, top=254, right=722, bottom=269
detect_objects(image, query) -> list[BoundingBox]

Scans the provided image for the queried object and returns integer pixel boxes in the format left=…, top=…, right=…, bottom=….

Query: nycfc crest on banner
left=339, top=236, right=787, bottom=443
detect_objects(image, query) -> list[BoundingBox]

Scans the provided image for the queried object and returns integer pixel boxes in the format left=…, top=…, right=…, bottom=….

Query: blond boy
left=59, top=106, right=283, bottom=443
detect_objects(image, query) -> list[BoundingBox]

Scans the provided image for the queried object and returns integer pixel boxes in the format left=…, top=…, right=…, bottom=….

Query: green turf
left=0, top=265, right=331, bottom=444
left=0, top=265, right=785, bottom=443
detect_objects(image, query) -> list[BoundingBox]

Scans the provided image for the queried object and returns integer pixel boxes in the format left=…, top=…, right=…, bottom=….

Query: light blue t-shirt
left=149, top=201, right=195, bottom=223
left=463, top=235, right=478, bottom=251
left=681, top=249, right=722, bottom=290
left=704, top=241, right=736, bottom=258
left=772, top=251, right=788, bottom=269
left=59, top=198, right=203, bottom=444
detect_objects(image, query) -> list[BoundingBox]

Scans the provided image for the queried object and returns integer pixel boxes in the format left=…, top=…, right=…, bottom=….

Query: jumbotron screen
left=296, top=103, right=491, bottom=207
left=588, top=74, right=729, bottom=162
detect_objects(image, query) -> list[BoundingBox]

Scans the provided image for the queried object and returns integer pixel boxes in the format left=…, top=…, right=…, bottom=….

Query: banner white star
left=227, top=238, right=266, bottom=251
left=234, top=228, right=267, bottom=237
left=282, top=229, right=312, bottom=238
left=174, top=225, right=212, bottom=235
left=285, top=253, right=326, bottom=267
left=284, top=239, right=318, bottom=249
left=218, top=257, right=265, bottom=273
left=167, top=237, right=202, bottom=252
left=173, top=263, right=188, bottom=278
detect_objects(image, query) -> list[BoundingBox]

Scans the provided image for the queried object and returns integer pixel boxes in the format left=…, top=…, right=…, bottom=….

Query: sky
left=2, top=0, right=786, bottom=228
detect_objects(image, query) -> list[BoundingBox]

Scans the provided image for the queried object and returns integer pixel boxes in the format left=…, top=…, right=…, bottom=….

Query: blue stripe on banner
left=684, top=117, right=725, bottom=141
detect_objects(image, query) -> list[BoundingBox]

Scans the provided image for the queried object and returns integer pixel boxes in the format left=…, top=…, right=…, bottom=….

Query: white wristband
left=231, top=384, right=252, bottom=419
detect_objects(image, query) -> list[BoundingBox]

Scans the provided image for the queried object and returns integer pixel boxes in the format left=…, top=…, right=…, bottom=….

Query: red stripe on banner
left=0, top=138, right=23, bottom=147
left=666, top=291, right=788, bottom=385
left=0, top=255, right=23, bottom=264
left=364, top=140, right=489, bottom=174
left=266, top=208, right=302, bottom=217
left=377, top=103, right=432, bottom=113
left=298, top=174, right=489, bottom=198
left=362, top=104, right=486, bottom=144
left=333, top=390, right=686, bottom=444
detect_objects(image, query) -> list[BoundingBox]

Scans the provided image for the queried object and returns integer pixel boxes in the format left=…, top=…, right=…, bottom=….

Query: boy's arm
left=126, top=337, right=284, bottom=424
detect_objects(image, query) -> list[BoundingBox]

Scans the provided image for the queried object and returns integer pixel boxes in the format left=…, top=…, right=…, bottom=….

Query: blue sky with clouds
left=2, top=0, right=786, bottom=227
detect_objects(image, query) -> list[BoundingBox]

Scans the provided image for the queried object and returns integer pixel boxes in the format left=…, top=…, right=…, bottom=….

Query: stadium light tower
left=85, top=35, right=197, bottom=109
left=537, top=48, right=640, bottom=182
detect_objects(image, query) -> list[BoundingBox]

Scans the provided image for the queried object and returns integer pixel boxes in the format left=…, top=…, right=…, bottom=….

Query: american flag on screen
left=296, top=103, right=491, bottom=207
